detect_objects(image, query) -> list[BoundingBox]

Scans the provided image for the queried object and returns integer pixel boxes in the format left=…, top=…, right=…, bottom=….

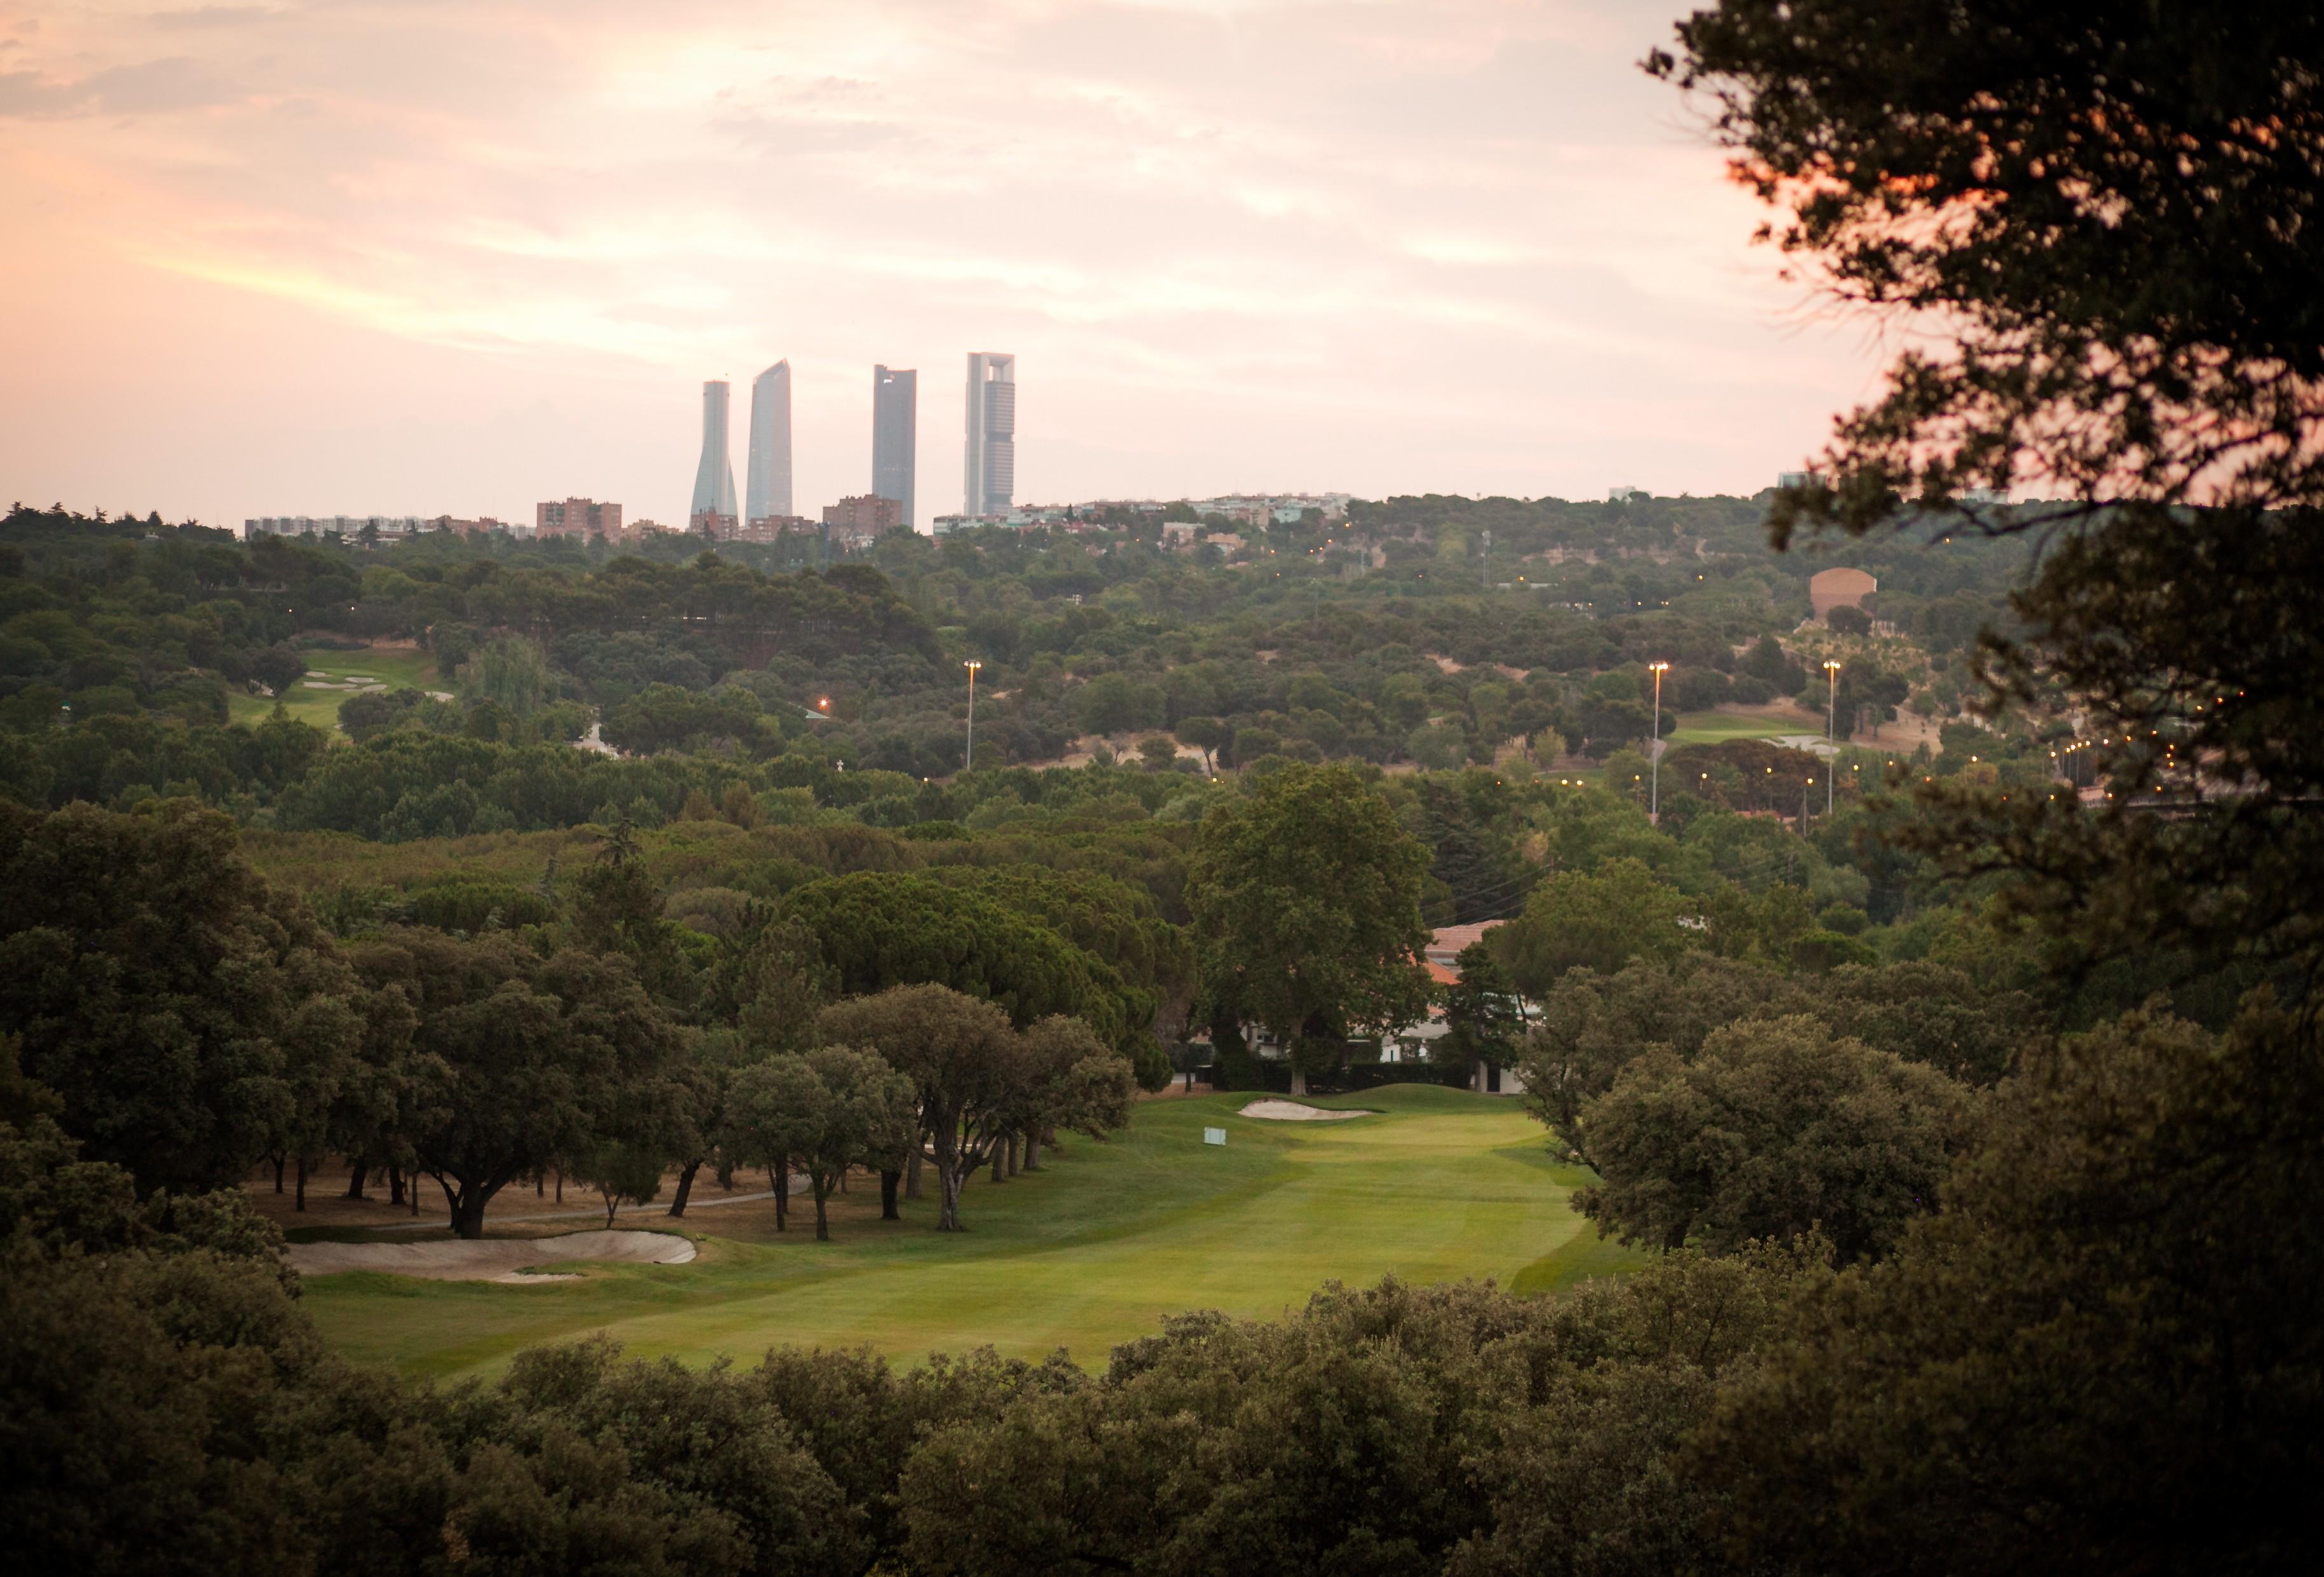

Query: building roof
left=1425, top=920, right=1506, bottom=964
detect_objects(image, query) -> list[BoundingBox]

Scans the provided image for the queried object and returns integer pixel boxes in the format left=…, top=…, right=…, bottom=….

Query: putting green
left=302, top=1086, right=1639, bottom=1380
left=228, top=643, right=441, bottom=732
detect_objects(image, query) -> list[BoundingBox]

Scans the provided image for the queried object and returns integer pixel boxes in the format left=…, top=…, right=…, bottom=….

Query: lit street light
left=1648, top=662, right=1671, bottom=821
left=963, top=660, right=983, bottom=772
left=1824, top=659, right=1842, bottom=815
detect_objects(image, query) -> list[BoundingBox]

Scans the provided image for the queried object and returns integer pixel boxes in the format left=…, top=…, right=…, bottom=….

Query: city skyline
left=0, top=1, right=1883, bottom=531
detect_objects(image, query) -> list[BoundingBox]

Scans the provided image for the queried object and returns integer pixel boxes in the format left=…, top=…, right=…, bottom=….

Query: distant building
left=746, top=361, right=793, bottom=525
left=873, top=364, right=917, bottom=529
left=824, top=494, right=903, bottom=538
left=535, top=498, right=623, bottom=538
left=690, top=379, right=738, bottom=528
left=1777, top=470, right=1814, bottom=490
left=1808, top=566, right=1878, bottom=622
left=244, top=514, right=501, bottom=540
left=964, top=352, right=1016, bottom=517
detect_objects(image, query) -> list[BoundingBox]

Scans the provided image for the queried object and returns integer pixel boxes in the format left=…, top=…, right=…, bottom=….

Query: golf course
left=228, top=641, right=441, bottom=730
left=299, top=1084, right=1640, bottom=1381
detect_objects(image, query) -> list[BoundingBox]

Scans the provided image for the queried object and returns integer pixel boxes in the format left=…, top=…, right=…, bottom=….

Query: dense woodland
left=6, top=0, right=2323, bottom=1571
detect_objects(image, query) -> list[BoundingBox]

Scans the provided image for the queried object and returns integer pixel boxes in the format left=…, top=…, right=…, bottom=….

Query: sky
left=0, top=0, right=1890, bottom=531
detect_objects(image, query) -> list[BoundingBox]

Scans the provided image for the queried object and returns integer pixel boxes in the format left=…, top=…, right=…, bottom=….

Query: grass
left=302, top=1086, right=1640, bottom=1381
left=227, top=643, right=441, bottom=732
left=1667, top=707, right=1823, bottom=746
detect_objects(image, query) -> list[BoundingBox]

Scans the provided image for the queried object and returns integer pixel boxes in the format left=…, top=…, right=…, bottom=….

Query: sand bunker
left=1239, top=1100, right=1376, bottom=1122
left=288, top=1229, right=697, bottom=1283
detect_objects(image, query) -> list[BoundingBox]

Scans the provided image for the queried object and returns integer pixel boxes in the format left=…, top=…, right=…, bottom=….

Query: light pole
left=1648, top=662, right=1670, bottom=821
left=1823, top=659, right=1842, bottom=815
left=963, top=660, right=982, bottom=772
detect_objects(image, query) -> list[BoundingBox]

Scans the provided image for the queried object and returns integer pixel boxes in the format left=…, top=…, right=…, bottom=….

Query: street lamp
left=963, top=660, right=982, bottom=772
left=1647, top=662, right=1671, bottom=821
left=1823, top=660, right=1842, bottom=815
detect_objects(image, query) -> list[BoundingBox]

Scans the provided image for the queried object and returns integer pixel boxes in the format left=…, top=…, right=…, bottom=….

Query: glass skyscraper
left=745, top=360, right=793, bottom=524
left=690, top=380, right=738, bottom=527
left=873, top=364, right=917, bottom=529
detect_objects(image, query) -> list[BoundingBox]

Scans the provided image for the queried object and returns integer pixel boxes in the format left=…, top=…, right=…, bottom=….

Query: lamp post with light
left=963, top=660, right=982, bottom=772
left=1824, top=659, right=1842, bottom=815
left=1648, top=661, right=1671, bottom=821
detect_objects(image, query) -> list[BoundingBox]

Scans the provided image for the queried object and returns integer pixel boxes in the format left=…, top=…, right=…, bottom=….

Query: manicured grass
left=227, top=643, right=441, bottom=732
left=1667, top=707, right=1821, bottom=746
left=303, top=1088, right=1615, bottom=1381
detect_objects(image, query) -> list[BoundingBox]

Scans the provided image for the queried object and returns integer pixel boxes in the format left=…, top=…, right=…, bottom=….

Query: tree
left=0, top=800, right=366, bottom=1195
left=1185, top=762, right=1433, bottom=1096
left=730, top=1048, right=917, bottom=1241
left=349, top=930, right=685, bottom=1238
left=1437, top=939, right=1526, bottom=1086
left=1493, top=857, right=1692, bottom=1000
left=1569, top=1014, right=1977, bottom=1266
left=783, top=871, right=1142, bottom=1053
left=569, top=1136, right=665, bottom=1228
left=814, top=985, right=1020, bottom=1232
left=1693, top=999, right=2324, bottom=1573
left=1173, top=714, right=1224, bottom=775
left=1001, top=1015, right=1137, bottom=1174
left=673, top=908, right=836, bottom=1216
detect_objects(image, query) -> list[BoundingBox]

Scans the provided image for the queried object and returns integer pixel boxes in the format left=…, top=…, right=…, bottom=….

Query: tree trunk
left=933, top=1124, right=964, bottom=1231
left=387, top=1164, right=406, bottom=1206
left=812, top=1177, right=831, bottom=1241
left=1007, top=1131, right=1021, bottom=1177
left=938, top=1157, right=966, bottom=1232
left=716, top=1159, right=735, bottom=1191
left=1024, top=1131, right=1042, bottom=1171
left=443, top=1175, right=496, bottom=1240
left=271, top=1154, right=285, bottom=1194
left=294, top=1155, right=308, bottom=1213
left=669, top=1158, right=701, bottom=1218
left=906, top=1145, right=924, bottom=1200
left=601, top=1192, right=619, bottom=1228
left=1290, top=1064, right=1308, bottom=1098
left=536, top=1172, right=545, bottom=1197
left=990, top=1142, right=1005, bottom=1184
left=345, top=1157, right=368, bottom=1200
left=838, top=1166, right=848, bottom=1194
left=880, top=1169, right=901, bottom=1220
left=554, top=1169, right=564, bottom=1203
left=771, top=1162, right=789, bottom=1232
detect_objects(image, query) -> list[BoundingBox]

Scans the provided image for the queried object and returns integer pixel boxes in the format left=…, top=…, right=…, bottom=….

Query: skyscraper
left=873, top=364, right=917, bottom=529
left=690, top=379, right=738, bottom=531
left=745, top=360, right=793, bottom=525
left=964, top=352, right=1015, bottom=517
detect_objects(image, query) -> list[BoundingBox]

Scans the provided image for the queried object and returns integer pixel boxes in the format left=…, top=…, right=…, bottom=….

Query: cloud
left=0, top=53, right=238, bottom=117
left=0, top=0, right=1876, bottom=524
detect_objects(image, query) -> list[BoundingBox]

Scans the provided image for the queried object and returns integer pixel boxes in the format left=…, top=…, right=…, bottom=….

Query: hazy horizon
left=1, top=1, right=1887, bottom=531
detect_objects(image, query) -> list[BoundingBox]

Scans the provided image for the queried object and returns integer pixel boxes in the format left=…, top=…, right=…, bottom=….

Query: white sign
left=1203, top=1127, right=1227, bottom=1146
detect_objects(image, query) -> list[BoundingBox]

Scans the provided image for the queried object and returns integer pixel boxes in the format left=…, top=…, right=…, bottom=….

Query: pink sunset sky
left=0, top=0, right=1889, bottom=531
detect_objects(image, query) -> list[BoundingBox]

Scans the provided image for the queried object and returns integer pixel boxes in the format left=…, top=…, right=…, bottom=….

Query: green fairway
left=1668, top=707, right=1819, bottom=745
left=303, top=1086, right=1639, bottom=1381
left=228, top=643, right=442, bottom=731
